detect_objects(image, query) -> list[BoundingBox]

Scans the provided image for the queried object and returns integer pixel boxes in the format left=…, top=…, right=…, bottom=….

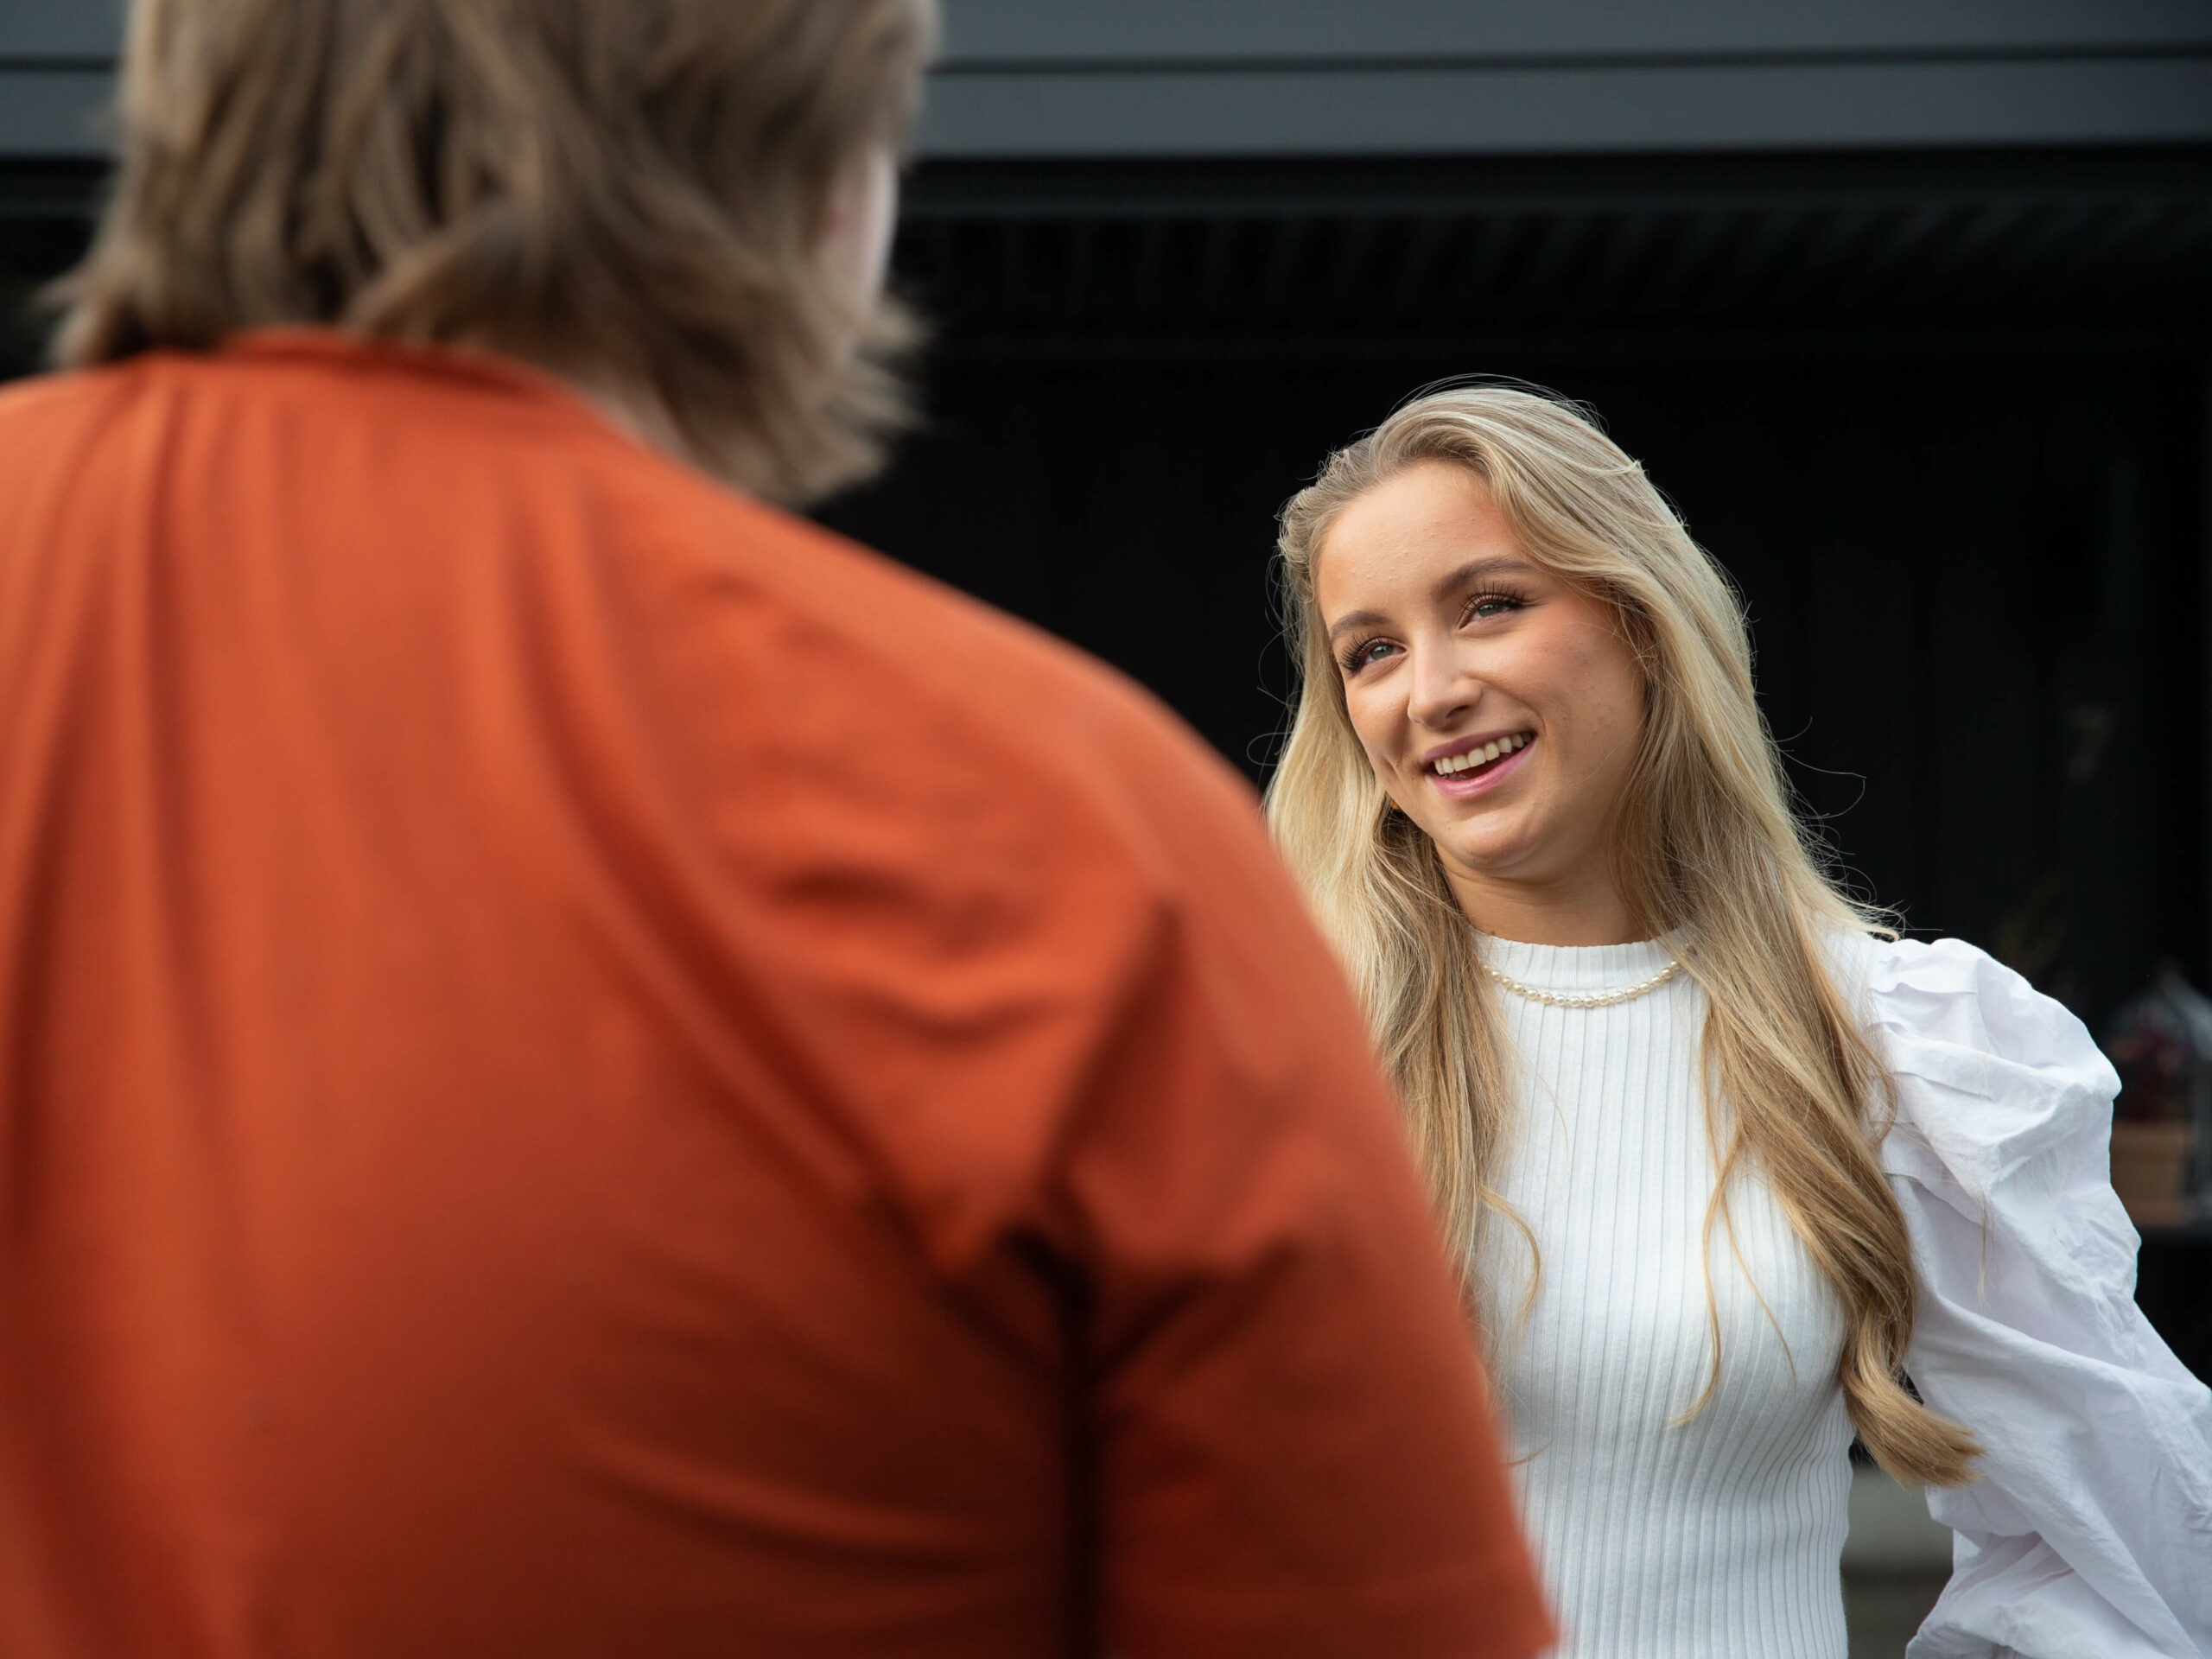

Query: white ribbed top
left=1473, top=937, right=1854, bottom=1659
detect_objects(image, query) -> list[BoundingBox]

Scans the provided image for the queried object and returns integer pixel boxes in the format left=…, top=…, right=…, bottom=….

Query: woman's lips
left=1427, top=734, right=1535, bottom=799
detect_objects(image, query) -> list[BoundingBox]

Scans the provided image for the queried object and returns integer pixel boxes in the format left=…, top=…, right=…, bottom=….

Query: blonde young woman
left=1266, top=385, right=2212, bottom=1659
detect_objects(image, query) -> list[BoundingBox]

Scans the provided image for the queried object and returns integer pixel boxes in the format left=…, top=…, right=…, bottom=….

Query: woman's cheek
left=1346, top=696, right=1393, bottom=771
left=1367, top=746, right=1399, bottom=793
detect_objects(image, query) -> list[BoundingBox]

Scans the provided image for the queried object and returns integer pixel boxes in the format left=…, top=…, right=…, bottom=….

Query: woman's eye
left=1343, top=639, right=1395, bottom=675
left=1467, top=594, right=1522, bottom=622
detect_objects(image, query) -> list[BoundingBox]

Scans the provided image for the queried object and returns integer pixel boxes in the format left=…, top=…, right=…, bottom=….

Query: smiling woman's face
left=1315, top=458, right=1649, bottom=931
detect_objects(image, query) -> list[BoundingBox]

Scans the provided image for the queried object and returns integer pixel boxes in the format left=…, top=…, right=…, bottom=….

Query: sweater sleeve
left=1853, top=935, right=2212, bottom=1659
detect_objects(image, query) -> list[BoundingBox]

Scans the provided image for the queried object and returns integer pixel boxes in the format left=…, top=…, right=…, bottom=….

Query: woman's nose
left=1406, top=648, right=1478, bottom=732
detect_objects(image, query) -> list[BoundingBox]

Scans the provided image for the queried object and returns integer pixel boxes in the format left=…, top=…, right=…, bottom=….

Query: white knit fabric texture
left=1474, top=936, right=1855, bottom=1659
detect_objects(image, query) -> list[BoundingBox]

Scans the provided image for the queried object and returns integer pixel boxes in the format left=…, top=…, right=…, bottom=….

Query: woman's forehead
left=1317, top=468, right=1525, bottom=615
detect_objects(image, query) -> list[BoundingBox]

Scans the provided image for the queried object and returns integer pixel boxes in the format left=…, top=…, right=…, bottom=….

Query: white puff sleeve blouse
left=1850, top=935, right=2212, bottom=1659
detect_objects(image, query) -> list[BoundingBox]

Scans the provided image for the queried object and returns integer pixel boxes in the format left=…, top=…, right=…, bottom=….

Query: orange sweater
left=0, top=332, right=1548, bottom=1659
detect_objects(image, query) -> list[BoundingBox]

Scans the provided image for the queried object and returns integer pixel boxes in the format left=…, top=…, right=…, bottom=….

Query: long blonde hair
left=1265, top=384, right=1979, bottom=1487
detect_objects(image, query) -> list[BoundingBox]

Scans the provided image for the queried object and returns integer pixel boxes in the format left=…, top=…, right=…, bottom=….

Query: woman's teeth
left=1432, top=733, right=1532, bottom=776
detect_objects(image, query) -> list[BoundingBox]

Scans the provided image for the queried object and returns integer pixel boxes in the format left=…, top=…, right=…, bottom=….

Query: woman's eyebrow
left=1327, top=608, right=1390, bottom=644
left=1327, top=556, right=1537, bottom=641
left=1432, top=556, right=1536, bottom=604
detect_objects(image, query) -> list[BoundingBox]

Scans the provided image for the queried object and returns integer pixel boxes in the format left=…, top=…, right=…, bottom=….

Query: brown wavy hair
left=1266, top=385, right=1981, bottom=1488
left=51, top=0, right=937, bottom=505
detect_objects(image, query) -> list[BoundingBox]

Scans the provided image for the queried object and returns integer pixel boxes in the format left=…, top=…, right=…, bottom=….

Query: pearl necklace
left=1478, top=957, right=1681, bottom=1009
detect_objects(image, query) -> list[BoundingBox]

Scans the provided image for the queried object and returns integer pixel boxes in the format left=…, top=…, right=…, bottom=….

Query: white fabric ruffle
left=1844, top=934, right=2212, bottom=1659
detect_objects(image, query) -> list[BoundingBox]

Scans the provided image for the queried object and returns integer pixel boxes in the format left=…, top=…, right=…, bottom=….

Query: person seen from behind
left=0, top=3, right=1554, bottom=1656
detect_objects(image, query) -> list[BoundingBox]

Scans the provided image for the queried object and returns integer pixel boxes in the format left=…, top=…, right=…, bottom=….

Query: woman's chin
left=1427, top=820, right=1545, bottom=885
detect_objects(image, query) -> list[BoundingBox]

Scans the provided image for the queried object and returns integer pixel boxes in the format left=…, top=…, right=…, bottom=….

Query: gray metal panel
left=937, top=0, right=2212, bottom=61
left=6, top=0, right=2209, bottom=60
left=0, top=70, right=109, bottom=158
left=4, top=0, right=2211, bottom=159
left=919, top=55, right=2212, bottom=157
left=0, top=0, right=124, bottom=58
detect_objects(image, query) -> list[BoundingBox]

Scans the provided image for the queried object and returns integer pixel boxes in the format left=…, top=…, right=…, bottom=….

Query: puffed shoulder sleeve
left=1849, top=934, right=2212, bottom=1659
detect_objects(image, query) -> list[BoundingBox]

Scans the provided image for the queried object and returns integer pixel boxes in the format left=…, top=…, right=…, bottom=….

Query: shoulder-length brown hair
left=52, top=0, right=938, bottom=505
